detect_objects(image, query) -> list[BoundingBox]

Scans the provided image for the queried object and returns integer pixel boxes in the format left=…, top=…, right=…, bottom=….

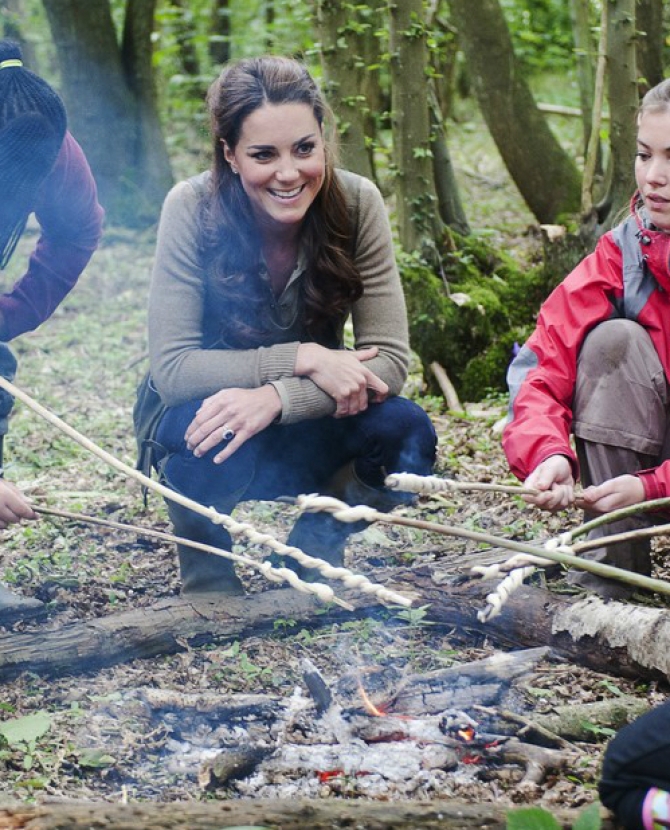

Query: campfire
left=71, top=647, right=574, bottom=801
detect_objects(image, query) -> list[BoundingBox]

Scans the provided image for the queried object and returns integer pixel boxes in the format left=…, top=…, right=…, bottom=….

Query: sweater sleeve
left=502, top=234, right=624, bottom=482
left=271, top=173, right=409, bottom=423
left=0, top=132, right=104, bottom=342
left=149, top=178, right=313, bottom=408
left=149, top=172, right=409, bottom=424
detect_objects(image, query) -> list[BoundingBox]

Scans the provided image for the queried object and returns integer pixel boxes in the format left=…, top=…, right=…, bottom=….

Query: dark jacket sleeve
left=0, top=131, right=104, bottom=341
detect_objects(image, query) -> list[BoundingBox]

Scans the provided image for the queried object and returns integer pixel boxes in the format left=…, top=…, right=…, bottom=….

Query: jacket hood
left=631, top=192, right=670, bottom=294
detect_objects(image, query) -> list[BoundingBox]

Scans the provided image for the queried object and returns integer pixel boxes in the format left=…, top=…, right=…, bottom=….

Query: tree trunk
left=41, top=0, right=173, bottom=227
left=208, top=0, right=231, bottom=66
left=597, top=0, right=638, bottom=228
left=167, top=0, right=200, bottom=77
left=429, top=80, right=470, bottom=234
left=315, top=0, right=377, bottom=182
left=448, top=0, right=582, bottom=223
left=388, top=0, right=443, bottom=254
left=0, top=797, right=616, bottom=830
left=569, top=0, right=599, bottom=161
left=2, top=568, right=670, bottom=683
left=121, top=0, right=174, bottom=211
left=635, top=0, right=664, bottom=93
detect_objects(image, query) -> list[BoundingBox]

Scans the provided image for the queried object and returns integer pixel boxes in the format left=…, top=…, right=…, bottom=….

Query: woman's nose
left=647, top=157, right=669, bottom=184
left=275, top=156, right=299, bottom=181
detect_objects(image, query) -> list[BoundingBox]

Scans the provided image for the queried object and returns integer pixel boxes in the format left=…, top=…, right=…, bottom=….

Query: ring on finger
left=221, top=425, right=235, bottom=441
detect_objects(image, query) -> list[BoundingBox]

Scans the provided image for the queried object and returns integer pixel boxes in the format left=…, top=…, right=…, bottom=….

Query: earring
left=231, top=166, right=239, bottom=176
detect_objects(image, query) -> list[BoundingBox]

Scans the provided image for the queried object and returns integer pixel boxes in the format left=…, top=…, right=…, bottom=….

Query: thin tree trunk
left=569, top=0, right=599, bottom=161
left=597, top=0, right=638, bottom=228
left=208, top=0, right=231, bottom=66
left=168, top=0, right=200, bottom=77
left=635, top=0, right=664, bottom=93
left=122, top=0, right=174, bottom=210
left=315, top=0, right=377, bottom=182
left=388, top=0, right=442, bottom=254
left=448, top=0, right=582, bottom=223
left=428, top=80, right=470, bottom=234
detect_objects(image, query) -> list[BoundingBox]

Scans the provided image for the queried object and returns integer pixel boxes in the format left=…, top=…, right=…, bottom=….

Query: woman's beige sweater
left=148, top=168, right=409, bottom=424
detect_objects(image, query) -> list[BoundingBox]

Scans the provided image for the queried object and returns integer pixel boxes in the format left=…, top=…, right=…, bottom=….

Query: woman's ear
left=221, top=140, right=235, bottom=166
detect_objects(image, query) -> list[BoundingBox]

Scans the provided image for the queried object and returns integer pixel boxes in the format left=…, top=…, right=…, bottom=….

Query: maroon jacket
left=503, top=199, right=670, bottom=501
left=0, top=130, right=104, bottom=342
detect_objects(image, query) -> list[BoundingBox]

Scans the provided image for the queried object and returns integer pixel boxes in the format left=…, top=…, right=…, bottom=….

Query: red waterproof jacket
left=0, top=131, right=104, bottom=342
left=503, top=198, right=670, bottom=500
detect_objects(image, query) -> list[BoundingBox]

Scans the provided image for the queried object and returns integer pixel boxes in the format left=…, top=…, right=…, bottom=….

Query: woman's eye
left=636, top=151, right=650, bottom=161
left=251, top=150, right=273, bottom=161
left=296, top=142, right=315, bottom=156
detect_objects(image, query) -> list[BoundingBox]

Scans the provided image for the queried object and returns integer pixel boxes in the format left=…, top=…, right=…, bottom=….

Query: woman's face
left=223, top=102, right=325, bottom=233
left=635, top=109, right=670, bottom=231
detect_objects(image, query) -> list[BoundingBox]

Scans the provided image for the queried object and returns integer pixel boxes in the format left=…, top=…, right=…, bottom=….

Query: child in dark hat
left=0, top=40, right=104, bottom=607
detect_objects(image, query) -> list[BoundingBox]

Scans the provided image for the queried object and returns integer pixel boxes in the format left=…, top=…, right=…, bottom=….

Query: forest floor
left=0, top=112, right=668, bottom=826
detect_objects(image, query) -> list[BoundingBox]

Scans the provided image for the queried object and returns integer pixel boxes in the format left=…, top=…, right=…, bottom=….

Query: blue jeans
left=155, top=395, right=437, bottom=510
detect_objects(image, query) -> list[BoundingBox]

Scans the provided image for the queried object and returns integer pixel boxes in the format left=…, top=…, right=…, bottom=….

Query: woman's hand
left=523, top=454, right=575, bottom=512
left=0, top=479, right=37, bottom=529
left=185, top=385, right=282, bottom=464
left=295, top=343, right=388, bottom=417
left=576, top=475, right=645, bottom=513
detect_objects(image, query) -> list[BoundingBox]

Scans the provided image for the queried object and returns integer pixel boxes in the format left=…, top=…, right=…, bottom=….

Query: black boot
left=284, top=461, right=403, bottom=582
left=167, top=501, right=244, bottom=596
left=285, top=511, right=362, bottom=582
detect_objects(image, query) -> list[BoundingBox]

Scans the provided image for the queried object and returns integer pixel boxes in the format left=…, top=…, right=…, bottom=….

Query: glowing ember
left=456, top=726, right=476, bottom=743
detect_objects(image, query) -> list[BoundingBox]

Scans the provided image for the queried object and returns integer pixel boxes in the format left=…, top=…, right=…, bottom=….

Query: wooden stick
left=296, top=494, right=670, bottom=597
left=0, top=376, right=411, bottom=609
left=31, top=506, right=357, bottom=610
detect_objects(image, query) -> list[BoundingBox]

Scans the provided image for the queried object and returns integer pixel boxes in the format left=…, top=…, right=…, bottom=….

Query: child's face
left=635, top=109, right=670, bottom=231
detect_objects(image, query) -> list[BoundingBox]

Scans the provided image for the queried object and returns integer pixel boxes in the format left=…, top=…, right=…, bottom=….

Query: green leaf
left=506, top=806, right=561, bottom=830
left=0, top=711, right=52, bottom=747
left=573, top=801, right=602, bottom=830
left=77, top=748, right=117, bottom=769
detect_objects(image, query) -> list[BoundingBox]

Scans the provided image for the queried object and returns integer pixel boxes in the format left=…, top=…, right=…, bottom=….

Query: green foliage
left=506, top=802, right=601, bottom=830
left=500, top=0, right=575, bottom=73
left=399, top=230, right=552, bottom=402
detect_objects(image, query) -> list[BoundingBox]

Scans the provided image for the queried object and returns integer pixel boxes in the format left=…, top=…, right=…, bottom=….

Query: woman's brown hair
left=202, top=55, right=363, bottom=347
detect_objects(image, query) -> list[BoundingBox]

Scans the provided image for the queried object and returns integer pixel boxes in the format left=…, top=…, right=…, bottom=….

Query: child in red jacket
left=504, top=78, right=670, bottom=599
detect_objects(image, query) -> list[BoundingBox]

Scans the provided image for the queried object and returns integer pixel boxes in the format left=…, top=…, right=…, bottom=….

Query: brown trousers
left=570, top=319, right=670, bottom=594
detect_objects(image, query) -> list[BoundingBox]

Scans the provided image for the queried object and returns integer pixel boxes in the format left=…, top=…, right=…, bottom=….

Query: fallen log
left=0, top=566, right=669, bottom=683
left=0, top=796, right=616, bottom=830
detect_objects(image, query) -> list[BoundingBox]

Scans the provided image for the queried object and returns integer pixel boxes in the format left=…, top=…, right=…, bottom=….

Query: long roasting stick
left=0, top=376, right=412, bottom=609
left=295, top=494, right=670, bottom=598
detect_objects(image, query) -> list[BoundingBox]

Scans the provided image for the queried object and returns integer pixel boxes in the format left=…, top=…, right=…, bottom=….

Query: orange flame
left=357, top=681, right=387, bottom=717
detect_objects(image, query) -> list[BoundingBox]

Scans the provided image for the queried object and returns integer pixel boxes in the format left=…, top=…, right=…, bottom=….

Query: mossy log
left=400, top=226, right=594, bottom=402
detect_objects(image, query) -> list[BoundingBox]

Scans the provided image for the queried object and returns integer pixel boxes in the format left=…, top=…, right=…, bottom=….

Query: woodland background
left=0, top=2, right=670, bottom=827
left=5, top=0, right=669, bottom=402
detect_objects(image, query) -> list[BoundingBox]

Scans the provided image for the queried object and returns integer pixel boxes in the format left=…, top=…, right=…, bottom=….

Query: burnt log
left=0, top=566, right=669, bottom=683
left=0, top=797, right=616, bottom=829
